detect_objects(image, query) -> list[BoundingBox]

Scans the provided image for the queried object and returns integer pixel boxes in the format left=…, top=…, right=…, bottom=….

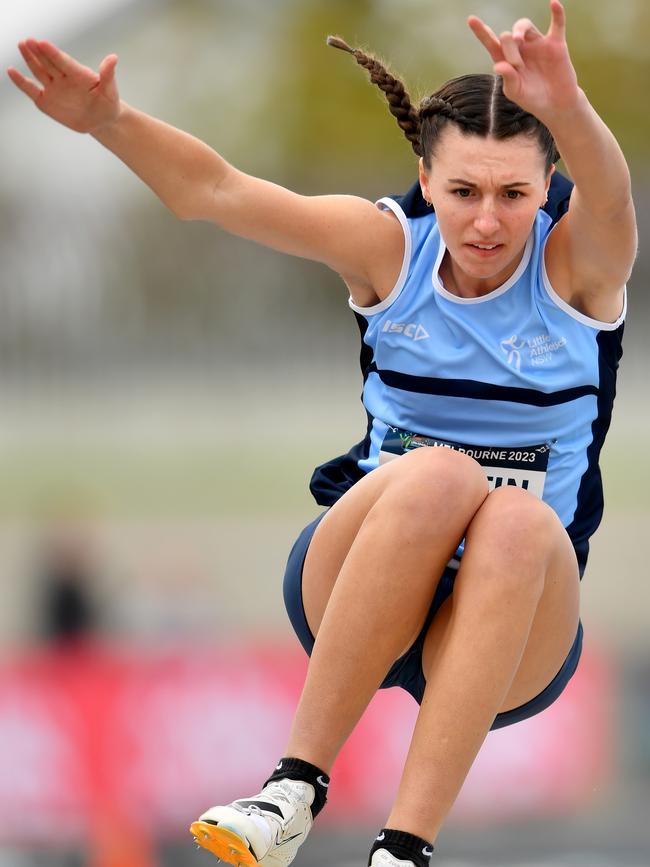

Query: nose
left=473, top=199, right=500, bottom=236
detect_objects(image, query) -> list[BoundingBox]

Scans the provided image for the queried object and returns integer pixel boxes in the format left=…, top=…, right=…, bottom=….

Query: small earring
left=425, top=197, right=432, bottom=208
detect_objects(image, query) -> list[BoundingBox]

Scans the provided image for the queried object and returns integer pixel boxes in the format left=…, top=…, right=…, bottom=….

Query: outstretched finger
left=6, top=66, right=43, bottom=103
left=25, top=38, right=61, bottom=79
left=18, top=41, right=51, bottom=86
left=467, top=15, right=505, bottom=63
left=549, top=0, right=566, bottom=39
left=38, top=40, right=88, bottom=77
left=98, top=54, right=118, bottom=84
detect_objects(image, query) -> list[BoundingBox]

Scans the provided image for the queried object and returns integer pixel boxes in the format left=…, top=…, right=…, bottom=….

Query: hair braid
left=328, top=39, right=559, bottom=173
left=327, top=36, right=422, bottom=156
left=419, top=95, right=481, bottom=132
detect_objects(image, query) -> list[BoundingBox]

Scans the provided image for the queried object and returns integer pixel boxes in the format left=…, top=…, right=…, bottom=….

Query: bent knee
left=387, top=446, right=488, bottom=515
left=474, top=486, right=573, bottom=570
left=485, top=485, right=559, bottom=532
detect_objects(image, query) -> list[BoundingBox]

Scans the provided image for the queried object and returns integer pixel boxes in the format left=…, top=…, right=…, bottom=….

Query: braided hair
left=327, top=36, right=559, bottom=173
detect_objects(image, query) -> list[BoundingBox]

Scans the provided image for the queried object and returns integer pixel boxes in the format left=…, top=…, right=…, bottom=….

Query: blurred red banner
left=0, top=638, right=612, bottom=844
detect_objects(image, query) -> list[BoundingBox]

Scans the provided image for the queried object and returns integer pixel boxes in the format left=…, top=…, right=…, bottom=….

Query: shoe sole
left=190, top=820, right=259, bottom=866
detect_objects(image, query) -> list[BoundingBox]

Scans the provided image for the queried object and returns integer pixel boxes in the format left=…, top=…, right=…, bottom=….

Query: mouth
left=465, top=242, right=504, bottom=257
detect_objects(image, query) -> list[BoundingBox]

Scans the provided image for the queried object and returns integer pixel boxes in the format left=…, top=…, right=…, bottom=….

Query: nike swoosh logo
left=376, top=832, right=385, bottom=841
left=276, top=833, right=302, bottom=847
left=316, top=775, right=329, bottom=787
left=422, top=846, right=433, bottom=857
left=275, top=761, right=283, bottom=770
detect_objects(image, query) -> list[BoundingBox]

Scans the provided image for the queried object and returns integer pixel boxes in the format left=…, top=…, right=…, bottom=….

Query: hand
left=7, top=39, right=121, bottom=134
left=468, top=0, right=580, bottom=122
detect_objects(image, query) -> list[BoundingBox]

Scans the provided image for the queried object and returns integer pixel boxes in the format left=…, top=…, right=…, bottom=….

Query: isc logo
left=382, top=320, right=430, bottom=341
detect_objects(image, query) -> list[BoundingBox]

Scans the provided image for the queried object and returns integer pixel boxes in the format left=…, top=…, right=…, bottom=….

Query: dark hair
left=327, top=36, right=560, bottom=174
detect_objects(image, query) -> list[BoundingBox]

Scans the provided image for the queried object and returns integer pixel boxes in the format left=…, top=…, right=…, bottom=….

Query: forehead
left=430, top=125, right=546, bottom=183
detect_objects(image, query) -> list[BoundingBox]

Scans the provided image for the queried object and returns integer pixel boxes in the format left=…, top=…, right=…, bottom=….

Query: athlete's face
left=420, top=126, right=553, bottom=297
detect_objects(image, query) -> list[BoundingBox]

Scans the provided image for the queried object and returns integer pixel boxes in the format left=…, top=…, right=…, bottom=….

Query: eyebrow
left=448, top=178, right=532, bottom=189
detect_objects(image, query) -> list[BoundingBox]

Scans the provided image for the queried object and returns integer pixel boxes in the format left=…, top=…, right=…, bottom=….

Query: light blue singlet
left=310, top=197, right=626, bottom=577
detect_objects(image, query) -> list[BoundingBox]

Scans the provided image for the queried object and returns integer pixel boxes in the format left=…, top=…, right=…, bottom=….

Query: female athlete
left=7, top=1, right=636, bottom=865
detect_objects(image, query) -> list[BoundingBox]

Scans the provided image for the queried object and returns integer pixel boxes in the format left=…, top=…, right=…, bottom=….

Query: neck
left=440, top=245, right=527, bottom=298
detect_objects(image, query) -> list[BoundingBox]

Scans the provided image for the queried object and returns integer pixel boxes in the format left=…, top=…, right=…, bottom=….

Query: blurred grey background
left=0, top=1, right=648, bottom=866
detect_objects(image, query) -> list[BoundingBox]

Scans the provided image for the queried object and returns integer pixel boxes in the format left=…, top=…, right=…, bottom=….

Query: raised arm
left=468, top=0, right=637, bottom=323
left=6, top=39, right=403, bottom=307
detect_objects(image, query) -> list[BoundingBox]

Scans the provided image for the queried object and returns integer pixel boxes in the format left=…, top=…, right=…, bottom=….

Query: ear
left=418, top=157, right=430, bottom=202
left=544, top=163, right=556, bottom=201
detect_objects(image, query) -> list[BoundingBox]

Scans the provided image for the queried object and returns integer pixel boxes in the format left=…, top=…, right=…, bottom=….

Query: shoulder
left=543, top=212, right=627, bottom=327
left=347, top=194, right=441, bottom=313
left=344, top=200, right=406, bottom=309
left=540, top=170, right=633, bottom=326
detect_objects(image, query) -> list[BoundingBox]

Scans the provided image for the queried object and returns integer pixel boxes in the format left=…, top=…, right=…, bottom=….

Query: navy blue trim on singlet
left=309, top=171, right=575, bottom=509
left=367, top=363, right=598, bottom=406
left=565, top=323, right=624, bottom=575
left=309, top=312, right=374, bottom=506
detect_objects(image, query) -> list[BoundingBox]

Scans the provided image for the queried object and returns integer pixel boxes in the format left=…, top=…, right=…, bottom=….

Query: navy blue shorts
left=283, top=510, right=583, bottom=730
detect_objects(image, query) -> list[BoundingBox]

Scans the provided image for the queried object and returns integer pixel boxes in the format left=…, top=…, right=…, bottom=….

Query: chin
left=459, top=252, right=507, bottom=277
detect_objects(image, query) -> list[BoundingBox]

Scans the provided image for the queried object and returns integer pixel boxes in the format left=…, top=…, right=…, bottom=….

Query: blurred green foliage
left=161, top=0, right=650, bottom=186
left=244, top=0, right=649, bottom=175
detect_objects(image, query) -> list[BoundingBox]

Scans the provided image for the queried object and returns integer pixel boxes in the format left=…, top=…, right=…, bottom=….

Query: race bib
left=379, top=427, right=551, bottom=499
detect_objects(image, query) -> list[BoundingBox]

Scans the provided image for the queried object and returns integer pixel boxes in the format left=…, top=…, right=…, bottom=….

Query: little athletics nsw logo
left=500, top=332, right=567, bottom=370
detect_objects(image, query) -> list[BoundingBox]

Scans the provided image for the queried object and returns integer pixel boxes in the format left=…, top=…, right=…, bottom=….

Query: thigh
left=300, top=471, right=385, bottom=639
left=301, top=446, right=488, bottom=641
left=422, top=487, right=580, bottom=715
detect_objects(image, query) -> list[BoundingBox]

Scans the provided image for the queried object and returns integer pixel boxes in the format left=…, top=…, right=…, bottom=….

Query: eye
left=452, top=188, right=472, bottom=198
left=505, top=189, right=524, bottom=199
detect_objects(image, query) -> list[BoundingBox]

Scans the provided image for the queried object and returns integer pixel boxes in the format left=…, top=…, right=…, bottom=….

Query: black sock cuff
left=368, top=828, right=434, bottom=867
left=263, top=756, right=330, bottom=819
